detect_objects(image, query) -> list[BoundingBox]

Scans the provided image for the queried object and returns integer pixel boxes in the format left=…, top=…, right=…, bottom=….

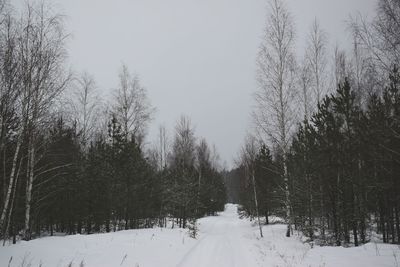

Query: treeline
left=0, top=1, right=226, bottom=243
left=238, top=69, right=400, bottom=246
left=29, top=114, right=226, bottom=240
left=236, top=0, right=400, bottom=246
left=288, top=70, right=400, bottom=246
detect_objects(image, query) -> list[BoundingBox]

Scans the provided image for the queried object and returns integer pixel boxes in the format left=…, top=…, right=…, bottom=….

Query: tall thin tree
left=254, top=0, right=297, bottom=237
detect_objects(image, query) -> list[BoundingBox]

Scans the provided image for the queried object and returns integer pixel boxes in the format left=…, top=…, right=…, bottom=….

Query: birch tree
left=349, top=27, right=379, bottom=105
left=254, top=0, right=297, bottom=237
left=158, top=125, right=169, bottom=170
left=306, top=19, right=328, bottom=104
left=350, top=0, right=400, bottom=76
left=299, top=58, right=313, bottom=120
left=239, top=135, right=263, bottom=238
left=71, top=72, right=101, bottom=149
left=113, top=64, right=154, bottom=144
left=0, top=7, right=20, bottom=237
left=333, top=46, right=351, bottom=88
left=16, top=2, right=70, bottom=240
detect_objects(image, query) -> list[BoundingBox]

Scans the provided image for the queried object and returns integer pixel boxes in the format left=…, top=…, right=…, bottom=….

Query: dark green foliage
left=287, top=69, right=400, bottom=246
left=1, top=115, right=227, bottom=240
left=238, top=144, right=284, bottom=223
left=237, top=67, right=400, bottom=246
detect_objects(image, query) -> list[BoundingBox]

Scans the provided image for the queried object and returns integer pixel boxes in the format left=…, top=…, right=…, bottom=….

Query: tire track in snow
left=175, top=205, right=258, bottom=267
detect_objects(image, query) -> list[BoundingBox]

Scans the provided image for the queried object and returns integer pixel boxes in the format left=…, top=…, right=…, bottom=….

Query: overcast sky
left=16, top=0, right=377, bottom=168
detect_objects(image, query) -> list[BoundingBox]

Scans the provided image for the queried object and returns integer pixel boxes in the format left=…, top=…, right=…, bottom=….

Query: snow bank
left=0, top=228, right=197, bottom=267
left=252, top=223, right=400, bottom=267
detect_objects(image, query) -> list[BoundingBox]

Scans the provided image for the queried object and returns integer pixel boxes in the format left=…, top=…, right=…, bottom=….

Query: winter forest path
left=176, top=204, right=260, bottom=267
left=1, top=204, right=397, bottom=266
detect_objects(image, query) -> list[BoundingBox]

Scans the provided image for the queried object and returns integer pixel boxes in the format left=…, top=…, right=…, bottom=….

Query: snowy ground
left=1, top=204, right=399, bottom=267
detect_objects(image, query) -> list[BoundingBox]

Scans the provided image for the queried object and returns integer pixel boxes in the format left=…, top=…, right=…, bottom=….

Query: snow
left=1, top=204, right=399, bottom=267
left=176, top=204, right=258, bottom=267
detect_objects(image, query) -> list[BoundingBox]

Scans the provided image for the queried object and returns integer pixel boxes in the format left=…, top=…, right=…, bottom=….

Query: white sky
left=15, top=0, right=377, bottom=168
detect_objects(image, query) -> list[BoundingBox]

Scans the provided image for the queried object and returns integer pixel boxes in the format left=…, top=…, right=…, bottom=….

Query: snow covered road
left=176, top=204, right=258, bottom=267
left=0, top=204, right=399, bottom=267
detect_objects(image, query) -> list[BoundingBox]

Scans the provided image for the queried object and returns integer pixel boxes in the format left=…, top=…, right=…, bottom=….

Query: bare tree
left=349, top=21, right=380, bottom=104
left=0, top=9, right=21, bottom=239
left=0, top=3, right=18, bottom=151
left=16, top=2, right=70, bottom=240
left=332, top=45, right=352, bottom=88
left=197, top=139, right=211, bottom=169
left=375, top=0, right=400, bottom=65
left=171, top=116, right=196, bottom=170
left=210, top=144, right=221, bottom=171
left=70, top=72, right=102, bottom=148
left=238, top=135, right=263, bottom=238
left=158, top=125, right=169, bottom=170
left=147, top=124, right=170, bottom=171
left=350, top=35, right=372, bottom=106
left=113, top=64, right=154, bottom=144
left=299, top=58, right=313, bottom=120
left=254, top=0, right=297, bottom=237
left=350, top=0, right=400, bottom=82
left=306, top=18, right=328, bottom=104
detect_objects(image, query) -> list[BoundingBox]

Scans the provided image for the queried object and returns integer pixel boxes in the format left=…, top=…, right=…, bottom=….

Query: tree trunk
left=381, top=206, right=387, bottom=243
left=0, top=134, right=22, bottom=234
left=106, top=218, right=110, bottom=232
left=395, top=206, right=400, bottom=244
left=306, top=171, right=314, bottom=240
left=23, top=142, right=35, bottom=241
left=195, top=168, right=202, bottom=218
left=283, top=157, right=291, bottom=237
left=251, top=168, right=263, bottom=238
left=332, top=197, right=340, bottom=246
left=353, top=222, right=358, bottom=246
left=3, top=158, right=22, bottom=245
left=320, top=184, right=325, bottom=241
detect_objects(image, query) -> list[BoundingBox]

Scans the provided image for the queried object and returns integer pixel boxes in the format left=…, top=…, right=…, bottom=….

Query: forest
left=0, top=1, right=226, bottom=243
left=235, top=0, right=400, bottom=247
